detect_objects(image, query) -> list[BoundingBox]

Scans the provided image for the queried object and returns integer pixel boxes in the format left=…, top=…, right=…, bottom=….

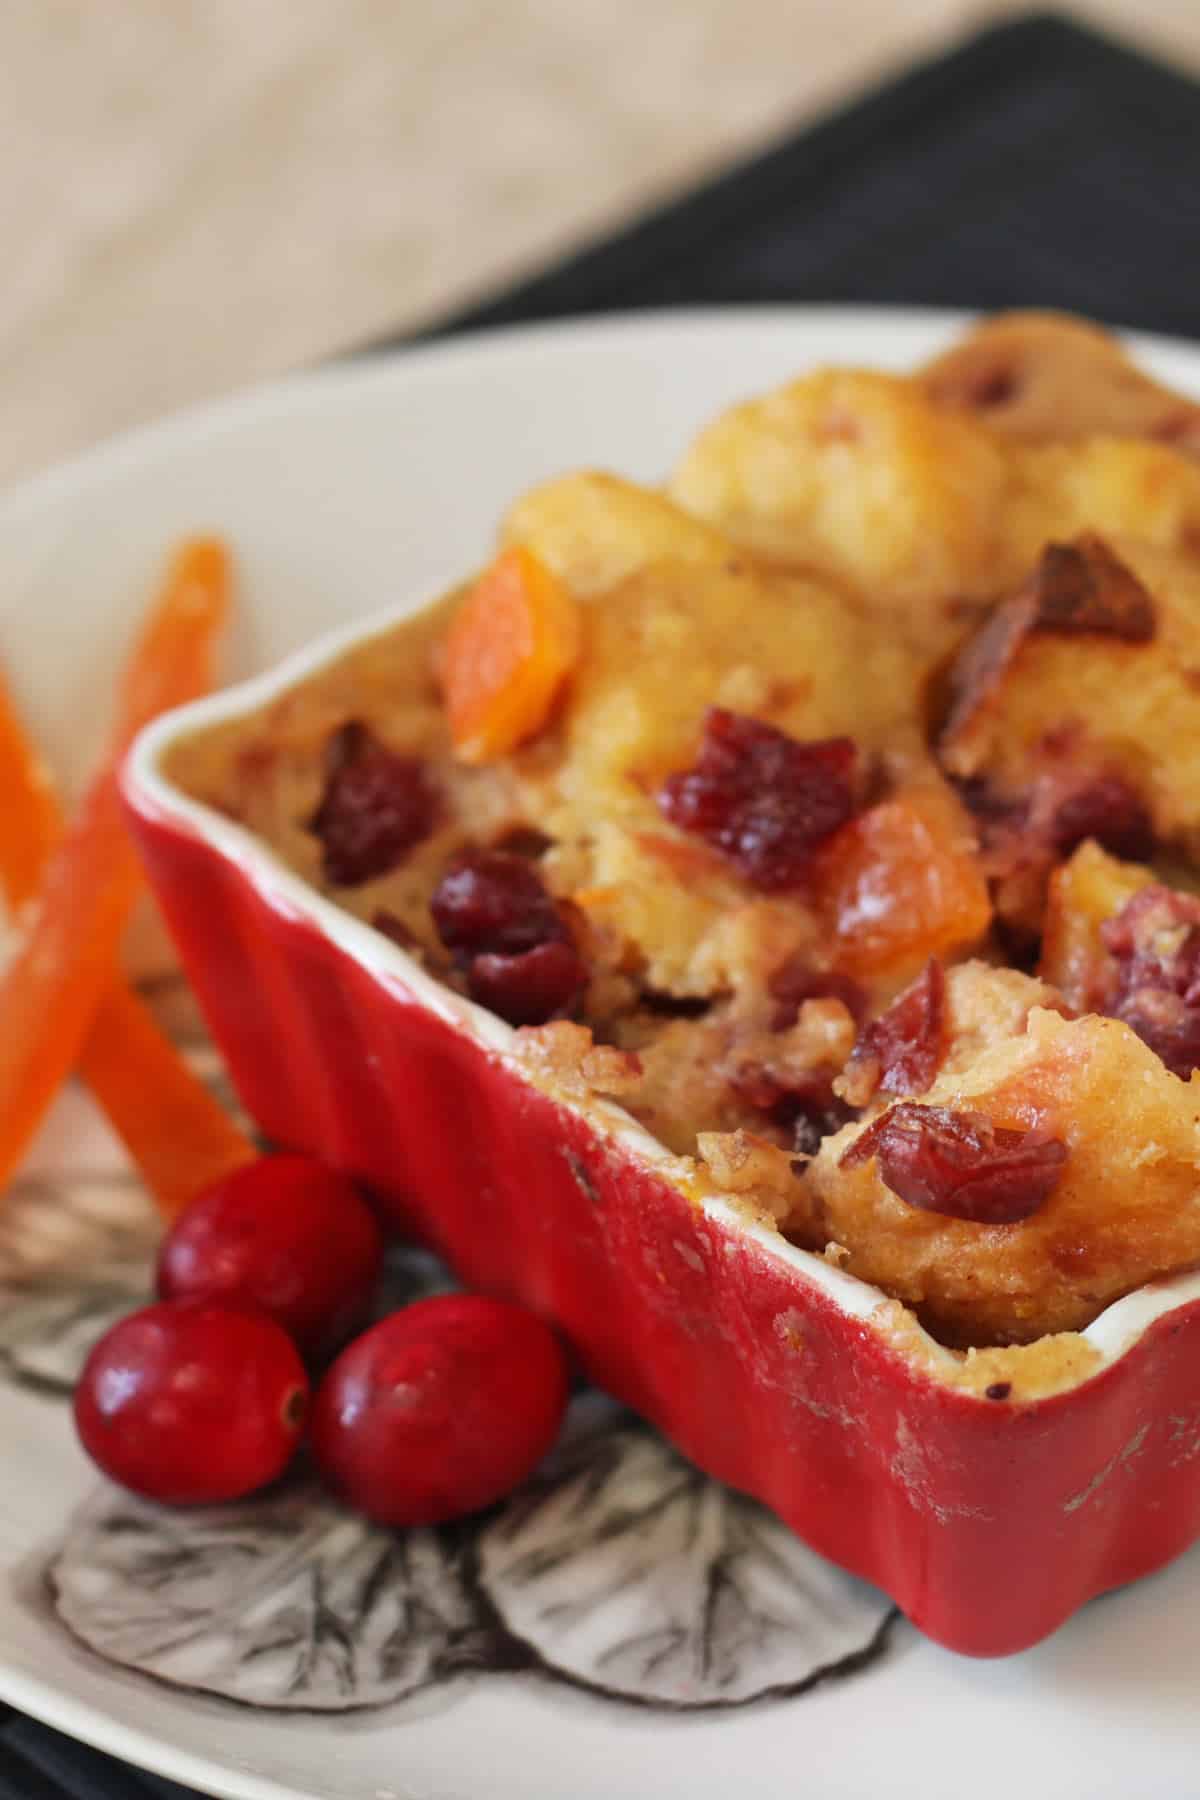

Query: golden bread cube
left=806, top=989, right=1200, bottom=1345
left=922, top=309, right=1200, bottom=450
left=669, top=368, right=1010, bottom=615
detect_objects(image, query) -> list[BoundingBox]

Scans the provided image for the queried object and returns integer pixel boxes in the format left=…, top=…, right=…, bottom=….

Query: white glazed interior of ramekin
left=127, top=592, right=1200, bottom=1395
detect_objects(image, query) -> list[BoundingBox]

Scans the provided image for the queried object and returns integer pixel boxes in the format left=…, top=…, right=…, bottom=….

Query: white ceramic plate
left=5, top=308, right=1200, bottom=1800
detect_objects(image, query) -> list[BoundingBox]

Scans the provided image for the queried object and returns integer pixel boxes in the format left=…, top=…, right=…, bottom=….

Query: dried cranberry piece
left=958, top=762, right=1154, bottom=938
left=372, top=909, right=418, bottom=950
left=430, top=847, right=586, bottom=1026
left=1101, top=885, right=1200, bottom=988
left=850, top=960, right=946, bottom=1101
left=1047, top=772, right=1155, bottom=861
left=840, top=1103, right=1067, bottom=1223
left=431, top=850, right=564, bottom=958
left=726, top=1061, right=803, bottom=1114
left=1101, top=885, right=1200, bottom=1078
left=310, top=721, right=437, bottom=886
left=767, top=957, right=867, bottom=1032
left=468, top=940, right=588, bottom=1027
left=965, top=766, right=1154, bottom=865
left=1117, top=990, right=1200, bottom=1080
left=658, top=709, right=857, bottom=890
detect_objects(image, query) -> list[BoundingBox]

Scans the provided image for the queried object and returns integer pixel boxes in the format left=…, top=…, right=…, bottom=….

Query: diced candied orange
left=1039, top=840, right=1151, bottom=1009
left=443, top=546, right=580, bottom=764
left=569, top=884, right=624, bottom=911
left=818, top=787, right=991, bottom=981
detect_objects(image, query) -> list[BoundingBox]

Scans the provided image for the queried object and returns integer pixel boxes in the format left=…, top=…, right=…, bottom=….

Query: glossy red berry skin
left=74, top=1302, right=308, bottom=1504
left=311, top=1294, right=570, bottom=1526
left=156, top=1155, right=383, bottom=1359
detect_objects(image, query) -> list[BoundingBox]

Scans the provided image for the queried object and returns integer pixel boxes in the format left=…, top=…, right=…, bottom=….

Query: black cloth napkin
left=420, top=11, right=1200, bottom=340
left=7, top=11, right=1200, bottom=1796
left=421, top=10, right=1200, bottom=343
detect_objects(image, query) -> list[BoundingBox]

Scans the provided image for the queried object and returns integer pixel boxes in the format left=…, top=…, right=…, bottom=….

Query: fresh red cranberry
left=658, top=709, right=857, bottom=890
left=311, top=1294, right=569, bottom=1527
left=1101, top=885, right=1200, bottom=1078
left=840, top=1103, right=1067, bottom=1223
left=74, top=1302, right=308, bottom=1504
left=850, top=960, right=946, bottom=1101
left=157, top=1156, right=383, bottom=1359
left=431, top=848, right=586, bottom=1025
left=310, top=721, right=437, bottom=886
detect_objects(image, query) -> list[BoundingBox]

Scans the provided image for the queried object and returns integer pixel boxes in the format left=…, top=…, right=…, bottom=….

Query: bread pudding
left=167, top=311, right=1200, bottom=1355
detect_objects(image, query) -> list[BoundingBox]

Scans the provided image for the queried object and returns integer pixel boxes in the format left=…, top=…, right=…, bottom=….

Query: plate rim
left=8, top=301, right=1200, bottom=533
left=0, top=1661, right=316, bottom=1800
left=8, top=298, right=1200, bottom=1800
left=0, top=304, right=973, bottom=523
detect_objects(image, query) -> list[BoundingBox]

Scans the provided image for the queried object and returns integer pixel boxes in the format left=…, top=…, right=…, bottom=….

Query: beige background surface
left=3, top=1, right=1199, bottom=490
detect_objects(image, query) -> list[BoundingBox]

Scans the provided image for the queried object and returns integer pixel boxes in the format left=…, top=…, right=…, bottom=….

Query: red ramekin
left=122, top=607, right=1200, bottom=1657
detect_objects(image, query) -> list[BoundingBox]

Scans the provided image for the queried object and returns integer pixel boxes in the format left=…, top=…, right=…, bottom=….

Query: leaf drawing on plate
left=0, top=996, right=176, bottom=1392
left=0, top=1273, right=144, bottom=1394
left=48, top=1397, right=895, bottom=1715
left=0, top=1170, right=157, bottom=1394
left=0, top=976, right=456, bottom=1396
left=25, top=1062, right=894, bottom=1719
left=475, top=1396, right=896, bottom=1707
left=50, top=1478, right=504, bottom=1711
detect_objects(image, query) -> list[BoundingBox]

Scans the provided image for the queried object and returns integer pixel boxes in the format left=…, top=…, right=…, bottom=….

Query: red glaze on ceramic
left=123, top=646, right=1200, bottom=1658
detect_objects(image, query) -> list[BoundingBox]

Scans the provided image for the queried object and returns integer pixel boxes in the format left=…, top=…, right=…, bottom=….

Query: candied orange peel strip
left=0, top=538, right=247, bottom=1202
left=443, top=545, right=580, bottom=764
left=0, top=673, right=252, bottom=1216
left=0, top=675, right=61, bottom=915
left=78, top=986, right=256, bottom=1217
